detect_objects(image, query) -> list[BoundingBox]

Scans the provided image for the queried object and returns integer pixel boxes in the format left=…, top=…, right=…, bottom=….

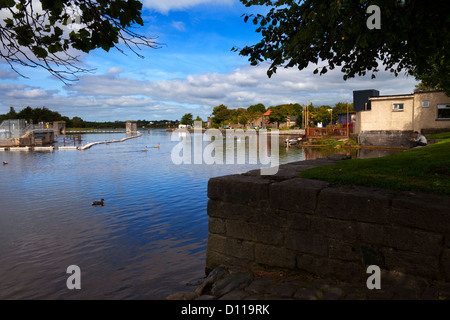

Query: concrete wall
left=413, top=91, right=450, bottom=132
left=0, top=131, right=53, bottom=147
left=357, top=131, right=413, bottom=148
left=206, top=160, right=450, bottom=284
left=356, top=95, right=414, bottom=133
left=53, top=121, right=66, bottom=135
left=355, top=91, right=450, bottom=135
left=126, top=121, right=138, bottom=133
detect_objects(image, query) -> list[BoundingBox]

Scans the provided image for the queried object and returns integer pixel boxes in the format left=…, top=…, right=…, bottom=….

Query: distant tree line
left=180, top=102, right=354, bottom=129
left=0, top=106, right=179, bottom=129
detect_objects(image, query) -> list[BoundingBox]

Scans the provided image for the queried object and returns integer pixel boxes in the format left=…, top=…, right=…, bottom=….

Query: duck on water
left=92, top=199, right=105, bottom=206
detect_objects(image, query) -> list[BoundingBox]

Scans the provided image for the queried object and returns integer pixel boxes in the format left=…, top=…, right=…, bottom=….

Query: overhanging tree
left=234, top=0, right=450, bottom=95
left=0, top=0, right=161, bottom=82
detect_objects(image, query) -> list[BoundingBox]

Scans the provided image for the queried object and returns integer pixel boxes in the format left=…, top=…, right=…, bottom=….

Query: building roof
left=263, top=110, right=272, bottom=116
left=369, top=94, right=414, bottom=99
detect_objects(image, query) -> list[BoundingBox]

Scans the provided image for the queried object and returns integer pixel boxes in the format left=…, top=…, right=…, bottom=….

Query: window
left=393, top=103, right=404, bottom=111
left=422, top=101, right=429, bottom=108
left=437, top=104, right=450, bottom=120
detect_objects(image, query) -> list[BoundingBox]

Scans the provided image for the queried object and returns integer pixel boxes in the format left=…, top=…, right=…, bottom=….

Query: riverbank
left=299, top=136, right=450, bottom=195
left=167, top=266, right=450, bottom=300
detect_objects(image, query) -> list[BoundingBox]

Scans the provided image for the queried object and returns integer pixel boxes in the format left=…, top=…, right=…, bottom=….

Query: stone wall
left=358, top=130, right=413, bottom=148
left=206, top=159, right=450, bottom=284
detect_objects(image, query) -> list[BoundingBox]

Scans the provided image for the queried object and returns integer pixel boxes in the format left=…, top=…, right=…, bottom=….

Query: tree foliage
left=247, top=103, right=266, bottom=114
left=212, top=104, right=231, bottom=126
left=0, top=106, right=177, bottom=128
left=0, top=0, right=161, bottom=82
left=208, top=101, right=353, bottom=128
left=235, top=0, right=450, bottom=95
left=0, top=105, right=67, bottom=123
left=180, top=113, right=193, bottom=125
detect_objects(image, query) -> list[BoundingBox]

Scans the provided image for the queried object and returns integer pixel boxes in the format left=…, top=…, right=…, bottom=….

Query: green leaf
left=3, top=17, right=13, bottom=28
left=32, top=46, right=48, bottom=59
left=48, top=43, right=62, bottom=54
left=0, top=0, right=16, bottom=9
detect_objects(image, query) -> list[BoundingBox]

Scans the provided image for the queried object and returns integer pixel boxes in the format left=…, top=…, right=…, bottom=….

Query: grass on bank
left=299, top=137, right=450, bottom=195
left=428, top=132, right=450, bottom=140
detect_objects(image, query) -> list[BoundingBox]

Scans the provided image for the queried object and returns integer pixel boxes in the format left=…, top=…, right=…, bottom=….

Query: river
left=0, top=129, right=398, bottom=299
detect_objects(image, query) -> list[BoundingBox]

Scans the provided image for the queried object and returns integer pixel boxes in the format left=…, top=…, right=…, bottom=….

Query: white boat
left=285, top=136, right=304, bottom=146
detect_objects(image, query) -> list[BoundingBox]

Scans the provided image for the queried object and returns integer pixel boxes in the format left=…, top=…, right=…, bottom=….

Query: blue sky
left=0, top=0, right=419, bottom=122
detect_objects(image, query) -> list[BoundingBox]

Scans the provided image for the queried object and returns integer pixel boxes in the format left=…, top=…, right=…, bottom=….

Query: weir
left=78, top=132, right=143, bottom=150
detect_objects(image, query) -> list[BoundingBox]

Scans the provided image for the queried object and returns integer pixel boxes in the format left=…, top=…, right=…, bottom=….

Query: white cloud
left=171, top=21, right=186, bottom=32
left=0, top=62, right=419, bottom=122
left=142, top=0, right=234, bottom=13
left=107, top=67, right=125, bottom=75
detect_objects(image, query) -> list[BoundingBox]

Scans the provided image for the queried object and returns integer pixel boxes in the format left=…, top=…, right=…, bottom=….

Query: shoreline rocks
left=166, top=266, right=450, bottom=301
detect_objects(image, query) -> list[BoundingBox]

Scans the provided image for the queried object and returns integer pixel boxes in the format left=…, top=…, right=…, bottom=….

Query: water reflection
left=0, top=129, right=399, bottom=299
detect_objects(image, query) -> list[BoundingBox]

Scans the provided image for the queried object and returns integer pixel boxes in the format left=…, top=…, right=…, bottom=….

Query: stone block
left=326, top=259, right=364, bottom=283
left=246, top=208, right=286, bottom=228
left=254, top=243, right=296, bottom=269
left=280, top=210, right=324, bottom=232
left=258, top=163, right=328, bottom=182
left=383, top=248, right=440, bottom=280
left=208, top=174, right=272, bottom=207
left=360, top=244, right=385, bottom=267
left=443, top=248, right=450, bottom=281
left=207, top=200, right=252, bottom=220
left=322, top=218, right=358, bottom=241
left=317, top=185, right=395, bottom=224
left=206, top=234, right=254, bottom=261
left=358, top=223, right=384, bottom=244
left=285, top=230, right=328, bottom=256
left=270, top=178, right=330, bottom=214
left=296, top=254, right=330, bottom=276
left=382, top=226, right=443, bottom=256
left=209, top=217, right=226, bottom=235
left=225, top=220, right=284, bottom=246
left=206, top=250, right=230, bottom=272
left=391, top=192, right=450, bottom=233
left=328, top=240, right=361, bottom=261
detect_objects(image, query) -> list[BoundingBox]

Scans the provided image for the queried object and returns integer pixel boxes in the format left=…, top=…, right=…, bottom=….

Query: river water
left=0, top=129, right=397, bottom=299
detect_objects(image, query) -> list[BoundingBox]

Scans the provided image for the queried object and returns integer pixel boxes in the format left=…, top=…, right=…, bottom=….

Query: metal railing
left=306, top=123, right=353, bottom=138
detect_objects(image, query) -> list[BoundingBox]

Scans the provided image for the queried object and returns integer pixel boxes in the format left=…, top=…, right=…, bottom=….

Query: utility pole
left=347, top=99, right=349, bottom=138
left=306, top=100, right=309, bottom=137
